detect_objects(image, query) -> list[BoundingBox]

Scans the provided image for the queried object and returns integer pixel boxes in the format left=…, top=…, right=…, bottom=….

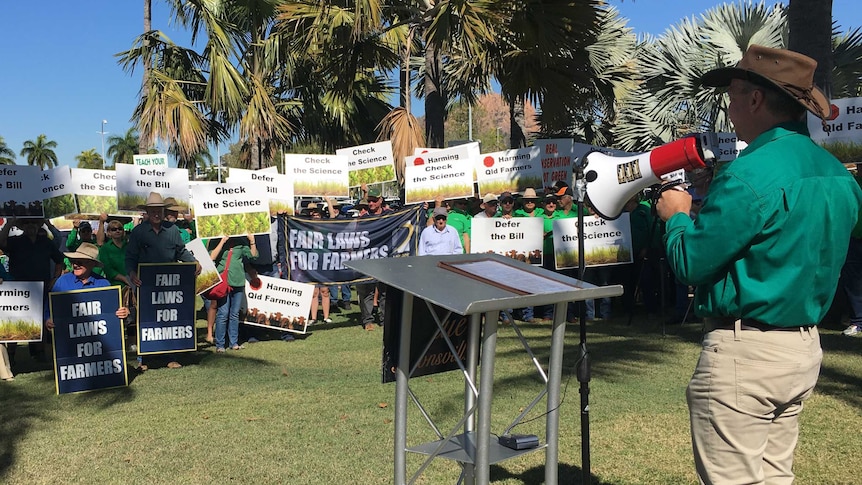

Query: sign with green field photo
left=70, top=169, right=118, bottom=216
left=185, top=238, right=222, bottom=295
left=404, top=144, right=475, bottom=204
left=552, top=213, right=633, bottom=269
left=475, top=146, right=542, bottom=196
left=285, top=153, right=349, bottom=197
left=0, top=281, right=44, bottom=343
left=115, top=164, right=190, bottom=214
left=190, top=182, right=271, bottom=239
left=227, top=167, right=295, bottom=215
left=41, top=166, right=78, bottom=219
left=336, top=140, right=397, bottom=188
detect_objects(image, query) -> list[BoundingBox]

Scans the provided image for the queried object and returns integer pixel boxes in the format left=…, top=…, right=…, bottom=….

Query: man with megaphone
left=655, top=45, right=862, bottom=485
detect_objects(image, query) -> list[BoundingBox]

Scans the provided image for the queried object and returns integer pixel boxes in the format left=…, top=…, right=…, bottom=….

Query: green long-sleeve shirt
left=664, top=123, right=862, bottom=326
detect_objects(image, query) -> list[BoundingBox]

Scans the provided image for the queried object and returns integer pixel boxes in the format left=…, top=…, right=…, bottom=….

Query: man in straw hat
left=656, top=45, right=862, bottom=484
left=125, top=192, right=199, bottom=370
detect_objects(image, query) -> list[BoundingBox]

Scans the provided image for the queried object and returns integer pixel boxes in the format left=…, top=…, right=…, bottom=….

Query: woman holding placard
left=210, top=234, right=258, bottom=352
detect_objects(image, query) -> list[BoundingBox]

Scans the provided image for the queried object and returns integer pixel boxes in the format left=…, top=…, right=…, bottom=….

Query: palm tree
left=0, top=136, right=16, bottom=165
left=832, top=27, right=862, bottom=98
left=75, top=149, right=104, bottom=169
left=20, top=134, right=59, bottom=170
left=106, top=127, right=141, bottom=166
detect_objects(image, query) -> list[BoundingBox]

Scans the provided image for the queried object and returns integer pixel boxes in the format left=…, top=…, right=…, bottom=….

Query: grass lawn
left=1, top=301, right=861, bottom=484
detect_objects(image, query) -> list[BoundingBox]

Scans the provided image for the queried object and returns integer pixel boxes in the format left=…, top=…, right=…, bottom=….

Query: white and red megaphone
left=582, top=133, right=717, bottom=220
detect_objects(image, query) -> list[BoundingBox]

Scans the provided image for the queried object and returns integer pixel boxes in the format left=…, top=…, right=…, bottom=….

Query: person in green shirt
left=656, top=45, right=862, bottom=485
left=445, top=198, right=472, bottom=253
left=210, top=234, right=259, bottom=352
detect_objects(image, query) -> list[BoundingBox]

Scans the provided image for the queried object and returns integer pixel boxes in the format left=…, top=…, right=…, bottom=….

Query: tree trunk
left=787, top=0, right=833, bottom=97
left=424, top=43, right=446, bottom=148
left=140, top=0, right=152, bottom=154
left=509, top=94, right=527, bottom=148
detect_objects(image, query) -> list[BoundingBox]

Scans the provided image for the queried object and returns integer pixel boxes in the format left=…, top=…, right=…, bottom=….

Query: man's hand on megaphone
left=656, top=183, right=692, bottom=222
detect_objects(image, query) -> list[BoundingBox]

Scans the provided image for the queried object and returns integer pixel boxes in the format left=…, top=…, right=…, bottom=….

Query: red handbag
left=206, top=249, right=232, bottom=299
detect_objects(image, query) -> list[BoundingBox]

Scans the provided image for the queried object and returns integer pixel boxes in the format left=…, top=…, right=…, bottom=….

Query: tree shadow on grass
left=491, top=462, right=616, bottom=484
left=814, top=332, right=862, bottom=411
left=0, top=381, right=51, bottom=482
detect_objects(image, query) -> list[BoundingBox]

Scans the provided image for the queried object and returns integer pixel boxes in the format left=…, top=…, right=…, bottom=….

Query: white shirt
left=418, top=224, right=464, bottom=256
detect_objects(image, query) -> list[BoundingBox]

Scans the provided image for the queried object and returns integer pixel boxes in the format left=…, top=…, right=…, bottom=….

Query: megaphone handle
left=649, top=180, right=688, bottom=215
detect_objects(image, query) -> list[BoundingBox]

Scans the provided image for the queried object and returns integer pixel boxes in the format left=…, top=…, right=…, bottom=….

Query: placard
left=227, top=167, right=295, bottom=215
left=136, top=262, right=197, bottom=355
left=41, top=166, right=78, bottom=218
left=535, top=138, right=574, bottom=189
left=285, top=153, right=350, bottom=197
left=469, top=217, right=544, bottom=265
left=115, top=164, right=190, bottom=213
left=0, top=281, right=44, bottom=343
left=809, top=97, right=862, bottom=145
left=50, top=286, right=127, bottom=394
left=552, top=213, right=633, bottom=269
left=475, top=147, right=542, bottom=195
left=185, top=238, right=221, bottom=295
left=336, top=140, right=397, bottom=187
left=714, top=132, right=748, bottom=162
left=70, top=168, right=119, bottom=215
left=242, top=275, right=314, bottom=334
left=190, top=182, right=271, bottom=239
left=0, top=165, right=43, bottom=217
left=404, top=144, right=475, bottom=204
left=133, top=153, right=168, bottom=167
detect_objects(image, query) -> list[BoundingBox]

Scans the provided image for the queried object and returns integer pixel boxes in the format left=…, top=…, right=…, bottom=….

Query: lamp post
left=99, top=120, right=108, bottom=169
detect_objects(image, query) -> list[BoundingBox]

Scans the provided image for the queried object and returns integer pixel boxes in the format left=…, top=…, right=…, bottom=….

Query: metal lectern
left=347, top=253, right=623, bottom=485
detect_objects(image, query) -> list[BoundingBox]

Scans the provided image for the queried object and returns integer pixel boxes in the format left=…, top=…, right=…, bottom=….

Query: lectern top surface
left=346, top=253, right=623, bottom=315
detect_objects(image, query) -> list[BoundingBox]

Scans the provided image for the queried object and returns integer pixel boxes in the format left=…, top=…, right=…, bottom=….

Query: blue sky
left=1, top=1, right=859, bottom=168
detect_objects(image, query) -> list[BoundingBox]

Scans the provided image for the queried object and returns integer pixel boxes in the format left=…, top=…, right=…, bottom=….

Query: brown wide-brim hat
left=64, top=242, right=103, bottom=267
left=136, top=191, right=169, bottom=210
left=162, top=197, right=187, bottom=212
left=700, top=44, right=830, bottom=120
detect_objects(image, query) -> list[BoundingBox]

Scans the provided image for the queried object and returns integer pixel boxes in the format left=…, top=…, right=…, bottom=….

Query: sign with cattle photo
left=242, top=275, right=314, bottom=334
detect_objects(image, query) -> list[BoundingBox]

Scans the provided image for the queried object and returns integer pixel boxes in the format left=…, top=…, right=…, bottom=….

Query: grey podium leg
left=545, top=301, right=567, bottom=485
left=394, top=293, right=413, bottom=485
left=475, top=310, right=500, bottom=485
left=463, top=311, right=483, bottom=485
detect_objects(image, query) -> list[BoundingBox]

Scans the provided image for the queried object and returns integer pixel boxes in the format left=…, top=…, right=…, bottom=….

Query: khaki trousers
left=687, top=319, right=821, bottom=485
left=0, top=344, right=13, bottom=380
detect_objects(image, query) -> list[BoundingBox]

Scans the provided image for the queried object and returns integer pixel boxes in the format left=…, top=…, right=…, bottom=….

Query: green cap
left=368, top=188, right=383, bottom=198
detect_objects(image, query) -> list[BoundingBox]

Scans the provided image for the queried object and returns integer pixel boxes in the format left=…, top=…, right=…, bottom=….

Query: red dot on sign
left=483, top=156, right=494, bottom=167
left=413, top=158, right=424, bottom=166
left=829, top=104, right=839, bottom=121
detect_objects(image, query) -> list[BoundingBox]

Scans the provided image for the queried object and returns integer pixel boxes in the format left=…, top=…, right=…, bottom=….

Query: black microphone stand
left=572, top=161, right=591, bottom=484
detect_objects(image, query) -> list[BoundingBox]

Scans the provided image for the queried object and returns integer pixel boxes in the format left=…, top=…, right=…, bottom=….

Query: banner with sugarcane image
left=190, top=182, right=271, bottom=239
left=336, top=140, right=397, bottom=187
left=185, top=238, right=222, bottom=295
left=227, top=167, right=295, bottom=215
left=404, top=144, right=475, bottom=204
left=41, top=166, right=78, bottom=219
left=475, top=146, right=542, bottom=196
left=285, top=153, right=350, bottom=197
left=115, top=164, right=190, bottom=214
left=0, top=281, right=44, bottom=343
left=70, top=168, right=119, bottom=215
left=552, top=213, right=634, bottom=269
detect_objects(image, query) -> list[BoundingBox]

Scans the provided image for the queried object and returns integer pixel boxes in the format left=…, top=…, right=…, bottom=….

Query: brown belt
left=705, top=317, right=814, bottom=332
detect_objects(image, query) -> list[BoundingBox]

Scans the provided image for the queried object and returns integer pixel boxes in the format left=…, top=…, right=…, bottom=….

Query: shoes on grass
left=364, top=323, right=376, bottom=331
left=167, top=361, right=182, bottom=369
left=323, top=318, right=333, bottom=324
left=842, top=325, right=860, bottom=336
left=230, top=345, right=245, bottom=350
left=216, top=348, right=226, bottom=353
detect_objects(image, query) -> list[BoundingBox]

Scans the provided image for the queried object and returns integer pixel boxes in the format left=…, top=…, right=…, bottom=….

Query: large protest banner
left=190, top=182, right=271, bottom=239
left=475, top=147, right=542, bottom=195
left=0, top=165, right=43, bottom=217
left=70, top=168, right=119, bottom=215
left=382, top=288, right=469, bottom=383
left=0, top=281, right=44, bottom=343
left=115, top=164, right=190, bottom=213
left=50, top=286, right=127, bottom=394
left=404, top=144, right=475, bottom=204
left=243, top=275, right=314, bottom=334
left=336, top=140, right=397, bottom=187
left=41, top=166, right=78, bottom=219
left=552, top=213, right=633, bottom=270
left=136, top=262, right=197, bottom=355
left=535, top=138, right=574, bottom=189
left=185, top=238, right=221, bottom=295
left=227, top=167, right=295, bottom=215
left=469, top=217, right=544, bottom=265
left=285, top=153, right=350, bottom=197
left=284, top=206, right=424, bottom=284
left=809, top=97, right=862, bottom=145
